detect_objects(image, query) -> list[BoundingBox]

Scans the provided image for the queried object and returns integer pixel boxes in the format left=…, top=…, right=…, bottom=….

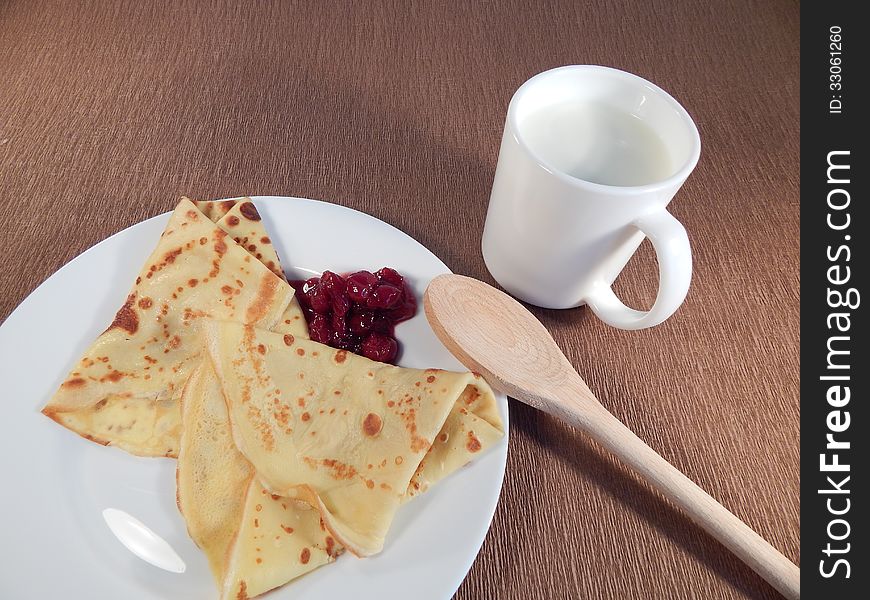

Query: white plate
left=0, top=197, right=509, bottom=599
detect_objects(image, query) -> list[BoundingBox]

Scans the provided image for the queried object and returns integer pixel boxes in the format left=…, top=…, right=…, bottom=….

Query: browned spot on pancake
left=257, top=344, right=266, bottom=355
left=334, top=350, right=347, bottom=363
left=297, top=397, right=305, bottom=408
left=283, top=334, right=295, bottom=346
left=427, top=375, right=436, bottom=383
left=255, top=252, right=262, bottom=259
left=236, top=279, right=245, bottom=288
left=135, top=276, right=141, bottom=284
left=415, top=381, right=421, bottom=387
left=253, top=518, right=259, bottom=527
left=237, top=581, right=248, bottom=600
left=466, top=431, right=482, bottom=453
left=188, top=278, right=198, bottom=287
left=107, top=294, right=138, bottom=335
left=62, top=377, right=86, bottom=389
left=214, top=230, right=228, bottom=256
left=245, top=274, right=280, bottom=323
left=325, top=536, right=336, bottom=556
left=239, top=201, right=261, bottom=221
left=386, top=400, right=394, bottom=407
left=300, top=548, right=310, bottom=564
left=164, top=247, right=183, bottom=265
left=362, top=413, right=382, bottom=437
left=255, top=504, right=262, bottom=512
left=247, top=244, right=257, bottom=252
left=365, top=479, right=375, bottom=489
left=465, top=387, right=482, bottom=405
left=321, top=458, right=357, bottom=480
left=168, top=336, right=181, bottom=350
left=270, top=493, right=281, bottom=500
left=199, top=236, right=207, bottom=245
left=101, top=370, right=124, bottom=383
left=221, top=285, right=234, bottom=296
left=281, top=525, right=294, bottom=534
left=398, top=407, right=429, bottom=453
left=296, top=348, right=305, bottom=356
left=439, top=432, right=448, bottom=442
left=395, top=455, right=403, bottom=465
left=227, top=215, right=240, bottom=226
left=273, top=403, right=290, bottom=427
left=333, top=390, right=341, bottom=395
left=260, top=236, right=271, bottom=244
left=301, top=412, right=310, bottom=422
left=182, top=308, right=208, bottom=321
left=255, top=558, right=262, bottom=564
left=94, top=398, right=108, bottom=410
left=221, top=199, right=236, bottom=212
left=186, top=209, right=198, bottom=220
left=138, top=297, right=153, bottom=309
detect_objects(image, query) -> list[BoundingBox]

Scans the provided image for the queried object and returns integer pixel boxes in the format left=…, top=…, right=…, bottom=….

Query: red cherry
left=301, top=277, right=320, bottom=293
left=308, top=314, right=332, bottom=344
left=371, top=314, right=392, bottom=334
left=348, top=310, right=376, bottom=335
left=332, top=332, right=361, bottom=351
left=375, top=267, right=404, bottom=288
left=320, top=271, right=346, bottom=297
left=387, top=290, right=417, bottom=322
left=331, top=311, right=348, bottom=335
left=295, top=277, right=319, bottom=307
left=332, top=293, right=351, bottom=316
left=361, top=333, right=398, bottom=363
left=367, top=284, right=402, bottom=310
left=346, top=271, right=378, bottom=304
left=307, top=283, right=332, bottom=314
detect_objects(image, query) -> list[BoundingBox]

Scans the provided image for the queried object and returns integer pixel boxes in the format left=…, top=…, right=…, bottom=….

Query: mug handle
left=584, top=209, right=692, bottom=330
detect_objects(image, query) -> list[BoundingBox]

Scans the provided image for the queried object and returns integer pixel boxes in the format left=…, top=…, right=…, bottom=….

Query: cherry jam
left=289, top=268, right=417, bottom=364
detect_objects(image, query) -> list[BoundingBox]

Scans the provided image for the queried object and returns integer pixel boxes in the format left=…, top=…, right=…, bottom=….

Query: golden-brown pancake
left=42, top=198, right=296, bottom=457
left=177, top=360, right=337, bottom=600
left=204, top=320, right=503, bottom=557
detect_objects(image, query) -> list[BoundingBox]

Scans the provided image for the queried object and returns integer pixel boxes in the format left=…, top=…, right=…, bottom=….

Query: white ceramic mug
left=482, top=65, right=700, bottom=329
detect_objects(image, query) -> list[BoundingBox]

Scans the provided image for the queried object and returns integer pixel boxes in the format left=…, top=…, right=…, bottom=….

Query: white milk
left=519, top=101, right=674, bottom=187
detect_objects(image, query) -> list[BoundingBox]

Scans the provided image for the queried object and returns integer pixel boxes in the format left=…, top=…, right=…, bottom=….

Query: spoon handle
left=563, top=395, right=800, bottom=599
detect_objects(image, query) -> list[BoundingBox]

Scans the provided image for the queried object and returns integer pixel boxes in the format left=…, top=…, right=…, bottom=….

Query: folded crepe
left=42, top=197, right=305, bottom=457
left=199, top=198, right=307, bottom=337
left=177, top=360, right=338, bottom=600
left=204, top=320, right=504, bottom=557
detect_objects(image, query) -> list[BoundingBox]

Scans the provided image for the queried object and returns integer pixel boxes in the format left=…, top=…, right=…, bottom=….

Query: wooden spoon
left=424, top=274, right=800, bottom=600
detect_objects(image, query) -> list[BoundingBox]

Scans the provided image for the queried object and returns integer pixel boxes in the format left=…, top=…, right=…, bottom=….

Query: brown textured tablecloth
left=0, top=1, right=799, bottom=598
